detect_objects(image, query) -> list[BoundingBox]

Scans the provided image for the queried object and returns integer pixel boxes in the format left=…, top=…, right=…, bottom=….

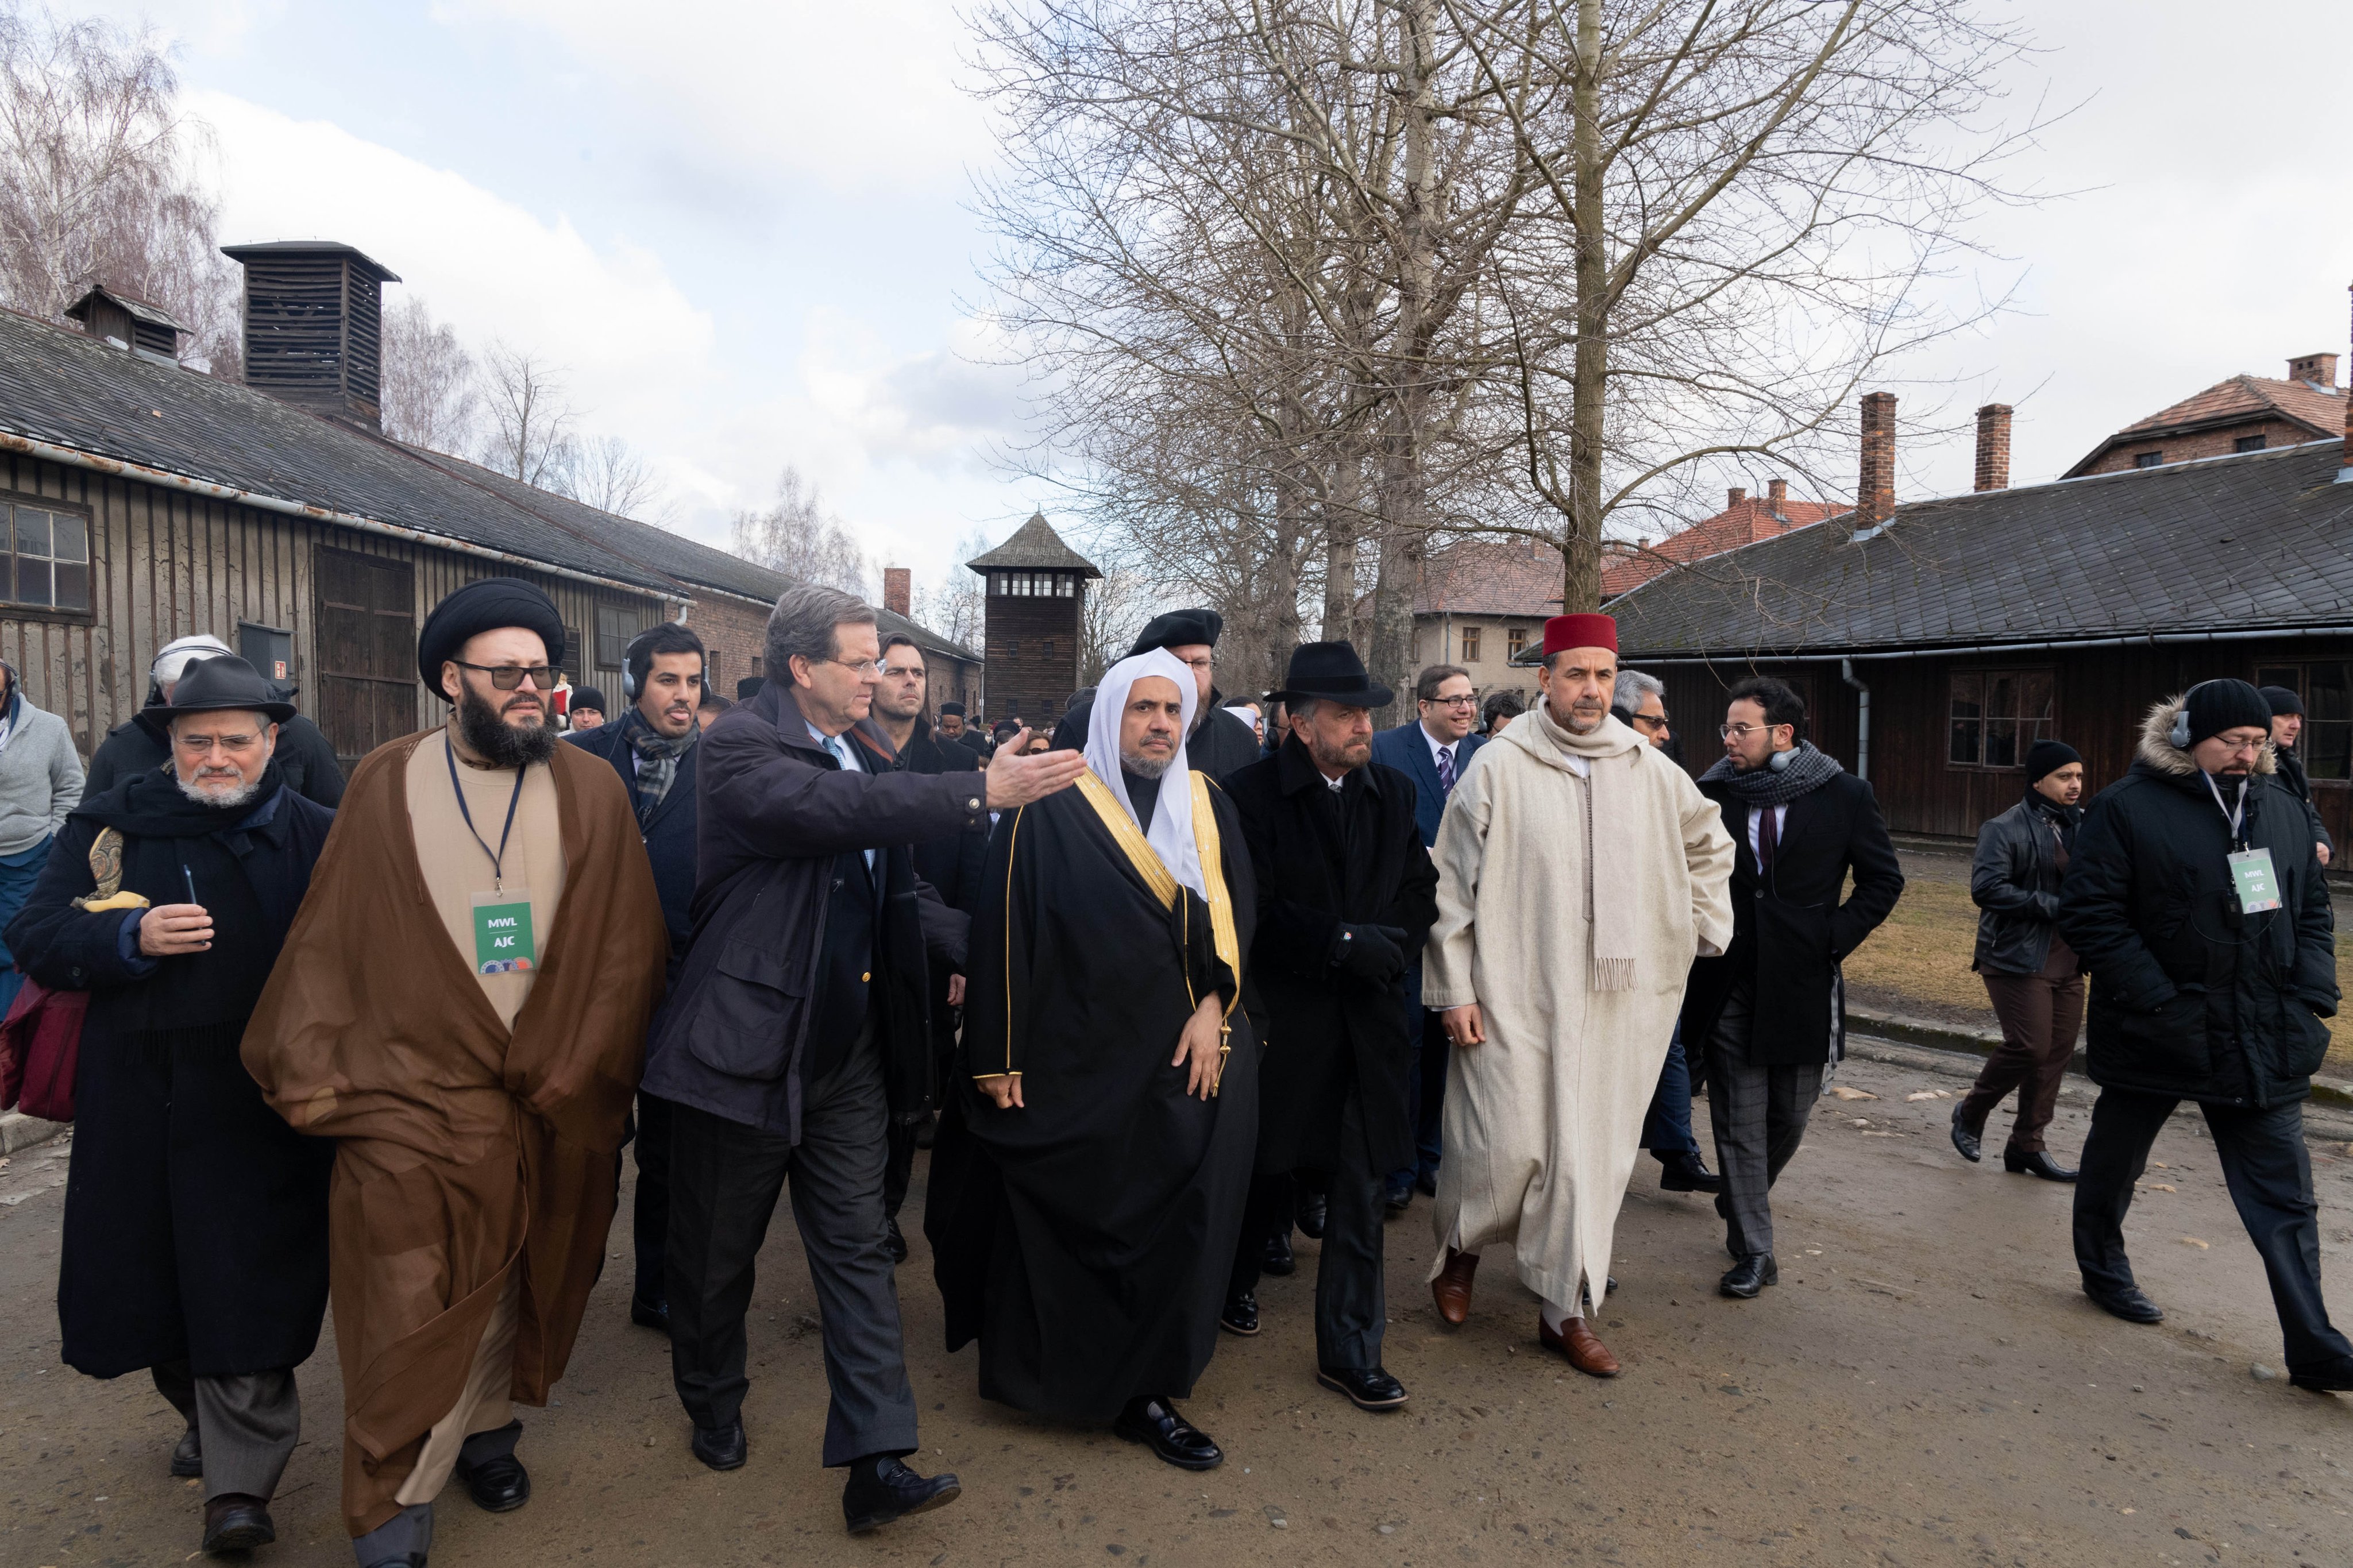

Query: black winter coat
left=1970, top=795, right=2082, bottom=976
left=2057, top=702, right=2337, bottom=1108
left=87, top=703, right=346, bottom=808
left=894, top=716, right=988, bottom=918
left=7, top=777, right=335, bottom=1378
left=641, top=682, right=979, bottom=1143
left=2273, top=743, right=2335, bottom=856
left=564, top=718, right=700, bottom=983
left=1681, top=768, right=1904, bottom=1067
left=1225, top=739, right=1439, bottom=1173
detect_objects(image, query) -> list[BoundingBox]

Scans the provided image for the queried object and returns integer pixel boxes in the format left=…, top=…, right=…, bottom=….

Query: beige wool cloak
left=1423, top=707, right=1734, bottom=1315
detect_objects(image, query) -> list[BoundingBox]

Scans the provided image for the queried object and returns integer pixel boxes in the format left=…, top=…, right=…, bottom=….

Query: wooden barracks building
left=0, top=242, right=978, bottom=771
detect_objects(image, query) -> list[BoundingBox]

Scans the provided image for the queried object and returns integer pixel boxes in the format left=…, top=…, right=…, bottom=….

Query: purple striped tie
left=1437, top=745, right=1455, bottom=795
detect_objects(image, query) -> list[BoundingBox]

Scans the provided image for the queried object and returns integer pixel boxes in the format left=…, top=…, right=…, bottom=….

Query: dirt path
left=5, top=1053, right=2351, bottom=1567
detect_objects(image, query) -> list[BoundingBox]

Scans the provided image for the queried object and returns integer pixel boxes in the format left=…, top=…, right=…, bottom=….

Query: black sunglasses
left=454, top=661, right=554, bottom=692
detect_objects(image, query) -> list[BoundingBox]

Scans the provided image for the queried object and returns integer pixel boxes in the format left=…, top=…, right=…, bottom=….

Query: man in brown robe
left=242, top=578, right=666, bottom=1568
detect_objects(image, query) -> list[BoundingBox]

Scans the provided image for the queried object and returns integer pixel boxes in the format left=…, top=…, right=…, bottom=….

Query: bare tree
left=1077, top=565, right=1152, bottom=685
left=730, top=465, right=872, bottom=596
left=380, top=295, right=480, bottom=453
left=558, top=433, right=670, bottom=523
left=916, top=526, right=994, bottom=651
left=0, top=5, right=238, bottom=369
left=478, top=342, right=578, bottom=489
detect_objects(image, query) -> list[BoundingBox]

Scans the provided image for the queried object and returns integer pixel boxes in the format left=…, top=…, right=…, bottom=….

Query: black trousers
left=2074, top=1087, right=2353, bottom=1372
left=632, top=1092, right=675, bottom=1307
left=1228, top=1093, right=1388, bottom=1372
left=665, top=1041, right=919, bottom=1465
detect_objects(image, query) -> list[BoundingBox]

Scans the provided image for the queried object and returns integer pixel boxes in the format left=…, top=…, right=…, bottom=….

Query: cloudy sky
left=94, top=0, right=2353, bottom=594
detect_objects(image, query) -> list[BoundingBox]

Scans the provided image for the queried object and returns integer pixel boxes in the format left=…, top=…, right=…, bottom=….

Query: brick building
left=967, top=512, right=1098, bottom=725
left=2063, top=353, right=2345, bottom=477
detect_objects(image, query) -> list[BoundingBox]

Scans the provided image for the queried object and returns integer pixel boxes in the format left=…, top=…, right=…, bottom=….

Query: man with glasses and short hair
left=1683, top=676, right=1902, bottom=1302
left=1370, top=665, right=1486, bottom=1211
left=243, top=579, right=669, bottom=1567
left=2057, top=681, right=2353, bottom=1391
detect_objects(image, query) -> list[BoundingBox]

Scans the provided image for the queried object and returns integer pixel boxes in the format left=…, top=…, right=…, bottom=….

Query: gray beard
left=177, top=774, right=261, bottom=809
left=1121, top=750, right=1174, bottom=779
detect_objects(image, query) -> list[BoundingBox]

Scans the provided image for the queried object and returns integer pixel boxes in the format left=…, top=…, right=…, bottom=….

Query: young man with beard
left=9, top=656, right=336, bottom=1559
left=871, top=632, right=986, bottom=1263
left=565, top=622, right=707, bottom=1332
left=1951, top=739, right=2089, bottom=1180
left=2059, top=682, right=2353, bottom=1391
left=1424, top=617, right=1734, bottom=1376
left=1682, top=676, right=1903, bottom=1301
left=242, top=580, right=668, bottom=1568
left=929, top=649, right=1258, bottom=1470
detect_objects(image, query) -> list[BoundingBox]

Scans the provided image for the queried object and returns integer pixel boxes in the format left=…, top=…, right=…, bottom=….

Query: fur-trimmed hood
left=2135, top=693, right=2277, bottom=779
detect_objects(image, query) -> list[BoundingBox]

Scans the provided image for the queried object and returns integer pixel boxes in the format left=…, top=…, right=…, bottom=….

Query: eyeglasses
left=454, top=661, right=553, bottom=691
left=1719, top=722, right=1789, bottom=740
left=821, top=658, right=882, bottom=678
left=1630, top=712, right=1670, bottom=730
left=173, top=731, right=263, bottom=754
left=1425, top=694, right=1479, bottom=708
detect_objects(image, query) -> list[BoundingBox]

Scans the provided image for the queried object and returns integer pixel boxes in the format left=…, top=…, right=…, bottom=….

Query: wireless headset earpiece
left=2169, top=681, right=2212, bottom=750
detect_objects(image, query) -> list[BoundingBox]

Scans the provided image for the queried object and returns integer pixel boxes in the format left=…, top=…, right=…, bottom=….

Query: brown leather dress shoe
left=1432, top=1248, right=1479, bottom=1325
left=1538, top=1313, right=1621, bottom=1377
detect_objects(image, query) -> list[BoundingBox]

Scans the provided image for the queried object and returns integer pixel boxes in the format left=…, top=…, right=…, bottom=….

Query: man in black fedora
left=1220, top=642, right=1438, bottom=1412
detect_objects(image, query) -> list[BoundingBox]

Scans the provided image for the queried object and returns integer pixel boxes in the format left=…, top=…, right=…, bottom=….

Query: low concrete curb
left=0, top=1110, right=65, bottom=1156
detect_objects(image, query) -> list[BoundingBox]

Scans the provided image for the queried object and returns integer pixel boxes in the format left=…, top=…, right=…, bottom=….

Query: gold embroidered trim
left=1072, top=769, right=1242, bottom=1009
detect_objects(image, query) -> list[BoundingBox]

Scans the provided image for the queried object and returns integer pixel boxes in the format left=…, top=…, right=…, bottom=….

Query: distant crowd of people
left=7, top=580, right=2349, bottom=1565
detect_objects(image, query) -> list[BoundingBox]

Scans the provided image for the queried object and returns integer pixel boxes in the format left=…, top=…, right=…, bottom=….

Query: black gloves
left=1332, top=923, right=1409, bottom=984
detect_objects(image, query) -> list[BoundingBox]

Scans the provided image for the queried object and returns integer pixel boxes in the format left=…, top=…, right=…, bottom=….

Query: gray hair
left=1612, top=669, right=1665, bottom=715
left=764, top=584, right=876, bottom=682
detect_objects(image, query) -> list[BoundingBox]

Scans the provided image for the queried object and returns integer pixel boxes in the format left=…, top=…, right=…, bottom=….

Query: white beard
left=178, top=773, right=261, bottom=809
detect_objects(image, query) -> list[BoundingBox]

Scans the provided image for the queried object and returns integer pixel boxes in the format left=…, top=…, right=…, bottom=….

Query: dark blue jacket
left=1368, top=720, right=1484, bottom=848
left=565, top=719, right=699, bottom=983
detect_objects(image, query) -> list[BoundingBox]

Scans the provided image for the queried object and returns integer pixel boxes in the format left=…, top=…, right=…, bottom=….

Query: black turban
left=418, top=578, right=567, bottom=693
left=1129, top=608, right=1223, bottom=657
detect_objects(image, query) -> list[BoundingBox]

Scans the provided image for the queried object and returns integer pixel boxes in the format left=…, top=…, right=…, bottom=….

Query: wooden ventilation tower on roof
left=967, top=512, right=1101, bottom=725
left=221, top=241, right=401, bottom=431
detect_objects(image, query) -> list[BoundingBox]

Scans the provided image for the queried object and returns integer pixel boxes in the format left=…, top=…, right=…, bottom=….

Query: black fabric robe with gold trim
left=925, top=772, right=1258, bottom=1421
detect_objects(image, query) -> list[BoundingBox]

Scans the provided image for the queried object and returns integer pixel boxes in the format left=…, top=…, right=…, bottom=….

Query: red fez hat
left=1542, top=613, right=1618, bottom=655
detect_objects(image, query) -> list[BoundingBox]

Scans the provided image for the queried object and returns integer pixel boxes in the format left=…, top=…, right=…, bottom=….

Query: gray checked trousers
left=1704, top=981, right=1824, bottom=1261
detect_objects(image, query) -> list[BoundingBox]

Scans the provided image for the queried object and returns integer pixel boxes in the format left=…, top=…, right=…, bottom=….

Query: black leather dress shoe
left=1950, top=1103, right=1983, bottom=1164
left=1295, top=1191, right=1328, bottom=1240
left=692, top=1419, right=748, bottom=1471
left=1414, top=1169, right=1437, bottom=1198
left=454, top=1450, right=530, bottom=1512
left=913, top=1113, right=938, bottom=1150
left=1656, top=1150, right=1722, bottom=1194
left=2084, top=1283, right=2164, bottom=1324
left=843, top=1456, right=962, bottom=1532
left=2003, top=1148, right=2077, bottom=1182
left=1219, top=1292, right=1259, bottom=1335
left=201, top=1493, right=275, bottom=1553
left=171, top=1424, right=203, bottom=1478
left=1316, top=1365, right=1409, bottom=1410
left=2288, top=1354, right=2353, bottom=1392
left=884, top=1216, right=910, bottom=1264
left=1383, top=1179, right=1413, bottom=1215
left=1719, top=1254, right=1778, bottom=1298
left=1113, top=1396, right=1224, bottom=1469
left=630, top=1295, right=669, bottom=1333
left=1261, top=1230, right=1295, bottom=1276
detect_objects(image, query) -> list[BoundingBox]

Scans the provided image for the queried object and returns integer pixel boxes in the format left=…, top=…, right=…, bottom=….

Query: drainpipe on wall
left=1841, top=656, right=1870, bottom=781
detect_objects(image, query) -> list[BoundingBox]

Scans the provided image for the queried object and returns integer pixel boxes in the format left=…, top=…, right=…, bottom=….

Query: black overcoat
left=6, top=776, right=335, bottom=1378
left=2057, top=706, right=2337, bottom=1109
left=564, top=717, right=700, bottom=982
left=1224, top=738, right=1438, bottom=1172
left=1680, top=768, right=1904, bottom=1067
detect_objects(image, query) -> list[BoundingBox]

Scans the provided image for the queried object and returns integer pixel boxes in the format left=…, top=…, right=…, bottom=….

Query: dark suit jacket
left=1368, top=720, right=1485, bottom=848
left=565, top=718, right=700, bottom=982
left=1680, top=768, right=1904, bottom=1067
left=1225, top=737, right=1440, bottom=1172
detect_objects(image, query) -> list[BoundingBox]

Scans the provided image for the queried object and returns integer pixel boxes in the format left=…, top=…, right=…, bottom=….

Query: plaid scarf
left=1699, top=739, right=1843, bottom=806
left=616, top=708, right=695, bottom=827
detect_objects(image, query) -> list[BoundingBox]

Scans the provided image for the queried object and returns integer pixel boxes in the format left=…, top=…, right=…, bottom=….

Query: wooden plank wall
left=0, top=453, right=666, bottom=759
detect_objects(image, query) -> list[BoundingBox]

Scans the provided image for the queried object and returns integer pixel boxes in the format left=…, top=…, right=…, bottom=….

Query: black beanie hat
left=569, top=686, right=608, bottom=715
left=418, top=578, right=566, bottom=693
left=2182, top=679, right=2273, bottom=747
left=2260, top=685, right=2304, bottom=719
left=2024, top=738, right=2081, bottom=785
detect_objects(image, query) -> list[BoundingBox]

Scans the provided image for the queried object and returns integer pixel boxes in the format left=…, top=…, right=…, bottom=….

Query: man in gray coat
left=642, top=585, right=1083, bottom=1534
left=0, top=656, right=83, bottom=1015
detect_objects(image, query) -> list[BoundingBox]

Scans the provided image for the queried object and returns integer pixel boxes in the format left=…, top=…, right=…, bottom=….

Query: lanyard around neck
left=446, top=736, right=529, bottom=891
left=2201, top=770, right=2248, bottom=848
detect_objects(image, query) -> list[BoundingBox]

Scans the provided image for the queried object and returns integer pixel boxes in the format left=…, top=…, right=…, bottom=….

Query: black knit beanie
left=2181, top=679, right=2273, bottom=746
left=2024, top=739, right=2081, bottom=785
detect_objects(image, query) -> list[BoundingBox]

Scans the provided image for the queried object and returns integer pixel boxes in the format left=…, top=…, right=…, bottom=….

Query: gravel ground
left=5, top=1052, right=2352, bottom=1567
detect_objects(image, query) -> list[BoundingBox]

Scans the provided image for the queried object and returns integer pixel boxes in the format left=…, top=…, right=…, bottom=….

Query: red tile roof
left=1414, top=536, right=1563, bottom=616
left=1600, top=493, right=1844, bottom=597
left=2063, top=373, right=2346, bottom=477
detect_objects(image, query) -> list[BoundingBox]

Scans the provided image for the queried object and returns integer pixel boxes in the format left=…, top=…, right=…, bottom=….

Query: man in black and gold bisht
left=927, top=648, right=1259, bottom=1472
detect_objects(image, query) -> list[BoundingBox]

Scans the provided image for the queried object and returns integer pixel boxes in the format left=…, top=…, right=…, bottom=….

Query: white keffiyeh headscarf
left=1082, top=648, right=1207, bottom=902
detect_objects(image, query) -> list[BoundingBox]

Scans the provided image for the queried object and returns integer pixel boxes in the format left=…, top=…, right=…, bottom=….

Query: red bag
left=0, top=977, right=86, bottom=1122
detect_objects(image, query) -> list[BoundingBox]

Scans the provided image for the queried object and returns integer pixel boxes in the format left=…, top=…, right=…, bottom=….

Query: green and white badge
left=2227, top=848, right=2281, bottom=914
left=472, top=890, right=538, bottom=974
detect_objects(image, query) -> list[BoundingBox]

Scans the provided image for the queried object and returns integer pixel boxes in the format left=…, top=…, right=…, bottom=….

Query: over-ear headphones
left=620, top=627, right=657, bottom=700
left=2168, top=682, right=2213, bottom=750
left=1767, top=746, right=1793, bottom=773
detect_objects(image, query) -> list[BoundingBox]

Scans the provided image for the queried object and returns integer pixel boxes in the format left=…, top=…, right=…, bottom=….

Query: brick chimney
left=1857, top=391, right=1897, bottom=529
left=882, top=566, right=912, bottom=618
left=2289, top=351, right=2339, bottom=389
left=1726, top=486, right=1746, bottom=509
left=1973, top=404, right=2013, bottom=492
left=1766, top=477, right=1788, bottom=505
